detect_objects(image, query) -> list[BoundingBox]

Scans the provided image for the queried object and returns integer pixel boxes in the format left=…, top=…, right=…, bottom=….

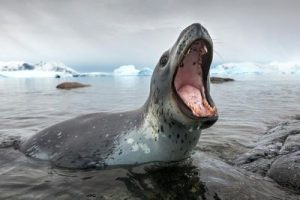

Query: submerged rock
left=234, top=120, right=300, bottom=193
left=56, top=82, right=90, bottom=90
left=210, top=77, right=234, bottom=84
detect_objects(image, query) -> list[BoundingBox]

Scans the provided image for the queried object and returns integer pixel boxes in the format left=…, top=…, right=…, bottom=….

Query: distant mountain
left=0, top=62, right=154, bottom=78
left=0, top=61, right=77, bottom=74
left=33, top=61, right=78, bottom=74
left=0, top=61, right=78, bottom=78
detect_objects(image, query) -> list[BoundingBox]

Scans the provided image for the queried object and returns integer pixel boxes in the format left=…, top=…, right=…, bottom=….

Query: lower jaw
left=176, top=84, right=216, bottom=118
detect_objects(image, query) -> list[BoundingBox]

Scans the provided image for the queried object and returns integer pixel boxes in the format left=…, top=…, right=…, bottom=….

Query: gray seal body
left=20, top=23, right=218, bottom=169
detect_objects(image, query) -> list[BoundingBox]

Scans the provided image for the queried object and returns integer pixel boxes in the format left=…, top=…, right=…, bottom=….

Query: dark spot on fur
left=168, top=135, right=171, bottom=139
left=160, top=125, right=164, bottom=132
left=181, top=139, right=184, bottom=144
left=153, top=88, right=159, bottom=104
left=177, top=134, right=180, bottom=139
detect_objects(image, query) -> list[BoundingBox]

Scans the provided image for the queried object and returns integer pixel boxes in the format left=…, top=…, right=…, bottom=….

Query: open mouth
left=173, top=40, right=217, bottom=118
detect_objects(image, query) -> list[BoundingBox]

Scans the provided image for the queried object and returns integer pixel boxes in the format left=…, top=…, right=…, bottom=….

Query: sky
left=1, top=0, right=300, bottom=72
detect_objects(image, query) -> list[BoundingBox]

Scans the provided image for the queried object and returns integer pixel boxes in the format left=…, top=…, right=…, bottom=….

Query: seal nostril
left=160, top=54, right=169, bottom=66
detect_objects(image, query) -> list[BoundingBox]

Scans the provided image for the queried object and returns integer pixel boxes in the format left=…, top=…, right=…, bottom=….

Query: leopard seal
left=20, top=23, right=218, bottom=169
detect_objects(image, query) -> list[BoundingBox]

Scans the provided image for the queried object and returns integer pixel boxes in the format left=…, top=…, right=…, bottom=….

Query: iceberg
left=211, top=62, right=300, bottom=76
left=113, top=65, right=140, bottom=76
left=113, top=65, right=153, bottom=76
left=138, top=68, right=153, bottom=76
left=78, top=72, right=112, bottom=77
left=81, top=65, right=153, bottom=77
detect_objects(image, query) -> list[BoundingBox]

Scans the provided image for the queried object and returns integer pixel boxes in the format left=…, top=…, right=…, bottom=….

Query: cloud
left=0, top=0, right=300, bottom=71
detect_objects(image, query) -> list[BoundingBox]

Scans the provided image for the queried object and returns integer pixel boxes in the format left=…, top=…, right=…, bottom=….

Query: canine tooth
left=211, top=106, right=216, bottom=112
left=187, top=49, right=191, bottom=54
left=204, top=46, right=208, bottom=53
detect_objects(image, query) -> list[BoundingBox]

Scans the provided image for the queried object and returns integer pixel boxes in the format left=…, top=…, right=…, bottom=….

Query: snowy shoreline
left=1, top=61, right=300, bottom=78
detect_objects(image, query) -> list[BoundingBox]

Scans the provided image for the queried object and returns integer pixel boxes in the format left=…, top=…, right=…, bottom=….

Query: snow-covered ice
left=0, top=61, right=78, bottom=78
left=1, top=61, right=300, bottom=79
left=211, top=62, right=300, bottom=76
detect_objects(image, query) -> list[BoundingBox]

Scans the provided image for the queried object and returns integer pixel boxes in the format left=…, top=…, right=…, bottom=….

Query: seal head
left=147, top=23, right=217, bottom=129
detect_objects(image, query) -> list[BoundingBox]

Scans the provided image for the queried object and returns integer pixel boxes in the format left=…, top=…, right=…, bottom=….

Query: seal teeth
left=204, top=100, right=212, bottom=111
left=187, top=102, right=202, bottom=117
left=199, top=45, right=208, bottom=56
left=203, top=99, right=217, bottom=113
left=203, top=45, right=208, bottom=54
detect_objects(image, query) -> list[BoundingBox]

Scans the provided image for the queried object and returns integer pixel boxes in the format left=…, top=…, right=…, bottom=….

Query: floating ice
left=211, top=62, right=300, bottom=76
left=113, top=65, right=140, bottom=76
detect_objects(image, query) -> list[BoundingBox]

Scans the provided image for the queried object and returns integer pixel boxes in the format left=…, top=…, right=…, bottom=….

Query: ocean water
left=0, top=76, right=299, bottom=200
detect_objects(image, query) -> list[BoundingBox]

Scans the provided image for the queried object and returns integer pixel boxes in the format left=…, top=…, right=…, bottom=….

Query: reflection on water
left=117, top=163, right=209, bottom=200
left=0, top=76, right=299, bottom=199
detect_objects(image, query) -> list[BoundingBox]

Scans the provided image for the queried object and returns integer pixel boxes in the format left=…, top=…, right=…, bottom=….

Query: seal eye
left=160, top=54, right=168, bottom=66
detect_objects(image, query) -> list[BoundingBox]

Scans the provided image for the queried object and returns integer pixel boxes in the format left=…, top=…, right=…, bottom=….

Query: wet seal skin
left=19, top=23, right=218, bottom=169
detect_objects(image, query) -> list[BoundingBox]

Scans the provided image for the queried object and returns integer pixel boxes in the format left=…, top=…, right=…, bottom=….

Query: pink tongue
left=177, top=85, right=208, bottom=117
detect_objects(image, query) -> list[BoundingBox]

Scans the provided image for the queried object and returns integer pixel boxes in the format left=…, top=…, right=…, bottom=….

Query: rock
left=56, top=82, right=90, bottom=90
left=234, top=120, right=300, bottom=193
left=279, top=134, right=300, bottom=154
left=210, top=77, right=234, bottom=83
left=268, top=151, right=300, bottom=192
